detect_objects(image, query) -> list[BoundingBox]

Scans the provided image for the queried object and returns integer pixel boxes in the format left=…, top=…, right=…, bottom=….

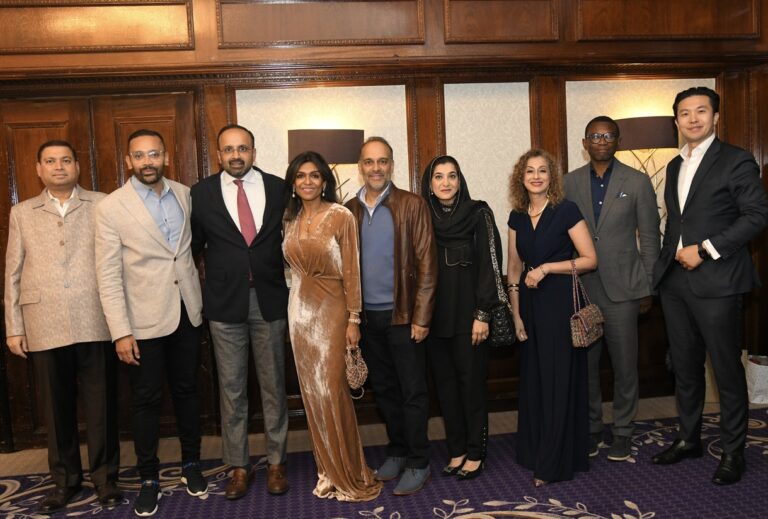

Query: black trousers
left=32, top=341, right=119, bottom=488
left=659, top=264, right=748, bottom=454
left=129, top=303, right=202, bottom=480
left=427, top=333, right=489, bottom=461
left=361, top=310, right=430, bottom=468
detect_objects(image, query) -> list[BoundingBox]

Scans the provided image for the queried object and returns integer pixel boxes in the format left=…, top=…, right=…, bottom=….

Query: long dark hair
left=284, top=151, right=339, bottom=221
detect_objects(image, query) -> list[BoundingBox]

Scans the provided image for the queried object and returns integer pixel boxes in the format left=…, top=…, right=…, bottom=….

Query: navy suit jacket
left=191, top=168, right=288, bottom=322
left=653, top=138, right=768, bottom=297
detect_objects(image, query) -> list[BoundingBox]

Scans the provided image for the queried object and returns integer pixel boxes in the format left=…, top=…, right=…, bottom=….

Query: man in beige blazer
left=4, top=140, right=121, bottom=513
left=95, top=129, right=206, bottom=517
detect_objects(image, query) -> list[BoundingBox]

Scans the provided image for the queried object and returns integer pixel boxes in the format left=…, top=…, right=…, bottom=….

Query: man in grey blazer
left=4, top=140, right=121, bottom=513
left=564, top=116, right=660, bottom=462
left=95, top=129, right=206, bottom=517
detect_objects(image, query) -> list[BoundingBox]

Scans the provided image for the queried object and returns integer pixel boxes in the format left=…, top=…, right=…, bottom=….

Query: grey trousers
left=585, top=280, right=640, bottom=438
left=209, top=289, right=288, bottom=467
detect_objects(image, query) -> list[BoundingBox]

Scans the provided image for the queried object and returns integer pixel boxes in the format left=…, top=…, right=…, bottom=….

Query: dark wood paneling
left=577, top=0, right=760, bottom=41
left=217, top=0, right=425, bottom=47
left=444, top=0, right=558, bottom=43
left=529, top=75, right=567, bottom=171
left=200, top=85, right=232, bottom=179
left=91, top=93, right=200, bottom=192
left=407, top=78, right=445, bottom=190
left=747, top=67, right=768, bottom=355
left=0, top=98, right=95, bottom=448
left=0, top=1, right=194, bottom=54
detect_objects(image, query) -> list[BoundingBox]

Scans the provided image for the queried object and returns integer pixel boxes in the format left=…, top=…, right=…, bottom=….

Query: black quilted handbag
left=482, top=210, right=515, bottom=347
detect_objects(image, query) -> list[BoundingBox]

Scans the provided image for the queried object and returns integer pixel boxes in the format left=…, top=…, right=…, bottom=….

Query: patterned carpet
left=1, top=408, right=766, bottom=518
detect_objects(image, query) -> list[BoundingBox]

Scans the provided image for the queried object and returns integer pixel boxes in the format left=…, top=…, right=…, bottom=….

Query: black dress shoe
left=651, top=439, right=703, bottom=465
left=712, top=453, right=745, bottom=485
left=39, top=484, right=82, bottom=513
left=457, top=460, right=485, bottom=480
left=441, top=463, right=463, bottom=476
left=96, top=480, right=123, bottom=506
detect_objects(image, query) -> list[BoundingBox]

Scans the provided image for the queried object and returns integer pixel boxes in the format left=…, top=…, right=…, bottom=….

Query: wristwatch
left=697, top=243, right=710, bottom=260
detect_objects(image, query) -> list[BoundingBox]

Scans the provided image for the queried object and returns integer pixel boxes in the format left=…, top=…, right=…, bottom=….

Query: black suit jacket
left=653, top=138, right=768, bottom=297
left=191, top=168, right=288, bottom=322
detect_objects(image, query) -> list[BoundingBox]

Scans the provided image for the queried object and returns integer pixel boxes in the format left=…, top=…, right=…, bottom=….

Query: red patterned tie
left=233, top=179, right=257, bottom=245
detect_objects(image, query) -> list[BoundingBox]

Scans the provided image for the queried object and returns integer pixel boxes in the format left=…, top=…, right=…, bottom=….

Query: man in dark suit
left=564, top=116, right=660, bottom=462
left=191, top=124, right=289, bottom=500
left=652, top=86, right=768, bottom=485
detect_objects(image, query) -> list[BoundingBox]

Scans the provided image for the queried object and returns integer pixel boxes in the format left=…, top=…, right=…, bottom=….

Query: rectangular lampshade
left=287, top=129, right=364, bottom=164
left=615, top=116, right=679, bottom=151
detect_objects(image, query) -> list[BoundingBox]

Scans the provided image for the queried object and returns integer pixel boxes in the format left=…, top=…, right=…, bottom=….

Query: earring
left=292, top=186, right=296, bottom=198
left=321, top=186, right=325, bottom=198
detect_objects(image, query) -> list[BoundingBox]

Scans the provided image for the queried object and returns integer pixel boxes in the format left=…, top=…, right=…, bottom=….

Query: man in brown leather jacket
left=345, top=136, right=437, bottom=496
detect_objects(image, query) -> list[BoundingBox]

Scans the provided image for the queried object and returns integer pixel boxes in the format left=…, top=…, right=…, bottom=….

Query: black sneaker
left=134, top=480, right=160, bottom=517
left=181, top=462, right=208, bottom=497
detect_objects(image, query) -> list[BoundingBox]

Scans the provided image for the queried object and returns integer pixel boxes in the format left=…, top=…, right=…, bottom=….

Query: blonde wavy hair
left=508, top=148, right=565, bottom=212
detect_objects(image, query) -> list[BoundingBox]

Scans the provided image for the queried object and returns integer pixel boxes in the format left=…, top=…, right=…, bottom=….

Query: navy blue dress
left=508, top=200, right=590, bottom=482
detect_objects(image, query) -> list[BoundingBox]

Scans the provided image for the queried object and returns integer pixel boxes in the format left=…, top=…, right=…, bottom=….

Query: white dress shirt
left=676, top=132, right=719, bottom=258
left=220, top=168, right=265, bottom=233
left=46, top=186, right=78, bottom=217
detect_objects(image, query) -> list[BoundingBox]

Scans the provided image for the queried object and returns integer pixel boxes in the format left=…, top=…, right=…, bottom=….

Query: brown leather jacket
left=345, top=182, right=437, bottom=327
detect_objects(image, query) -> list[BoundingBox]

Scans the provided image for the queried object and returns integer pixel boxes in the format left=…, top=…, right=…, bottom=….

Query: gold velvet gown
left=283, top=203, right=382, bottom=502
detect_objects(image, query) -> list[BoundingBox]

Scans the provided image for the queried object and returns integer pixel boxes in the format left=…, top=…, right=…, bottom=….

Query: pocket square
left=616, top=191, right=629, bottom=198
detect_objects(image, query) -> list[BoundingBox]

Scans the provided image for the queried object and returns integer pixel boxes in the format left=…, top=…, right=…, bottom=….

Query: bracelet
left=539, top=265, right=547, bottom=276
left=473, top=309, right=491, bottom=322
left=348, top=316, right=361, bottom=325
left=507, top=285, right=519, bottom=293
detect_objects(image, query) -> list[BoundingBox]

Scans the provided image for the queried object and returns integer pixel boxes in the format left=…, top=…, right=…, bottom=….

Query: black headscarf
left=420, top=155, right=486, bottom=251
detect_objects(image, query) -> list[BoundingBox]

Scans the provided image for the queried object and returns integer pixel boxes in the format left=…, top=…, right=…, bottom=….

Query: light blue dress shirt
left=130, top=176, right=184, bottom=251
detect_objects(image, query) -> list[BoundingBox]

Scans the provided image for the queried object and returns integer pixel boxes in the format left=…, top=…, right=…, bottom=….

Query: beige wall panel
left=444, top=82, right=531, bottom=262
left=0, top=3, right=192, bottom=54
left=235, top=85, right=409, bottom=200
left=218, top=0, right=424, bottom=47
left=445, top=0, right=557, bottom=43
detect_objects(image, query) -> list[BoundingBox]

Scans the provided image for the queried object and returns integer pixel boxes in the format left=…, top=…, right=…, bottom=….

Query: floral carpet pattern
left=1, top=409, right=766, bottom=518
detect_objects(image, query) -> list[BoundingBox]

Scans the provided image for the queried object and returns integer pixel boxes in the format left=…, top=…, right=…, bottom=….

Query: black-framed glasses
left=220, top=145, right=252, bottom=155
left=587, top=132, right=618, bottom=143
left=130, top=150, right=163, bottom=161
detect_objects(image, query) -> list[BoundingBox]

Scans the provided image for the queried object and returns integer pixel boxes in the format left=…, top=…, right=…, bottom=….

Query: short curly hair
left=508, top=148, right=565, bottom=212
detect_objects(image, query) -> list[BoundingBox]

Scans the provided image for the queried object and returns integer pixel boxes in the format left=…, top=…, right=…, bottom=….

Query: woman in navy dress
left=506, top=149, right=597, bottom=486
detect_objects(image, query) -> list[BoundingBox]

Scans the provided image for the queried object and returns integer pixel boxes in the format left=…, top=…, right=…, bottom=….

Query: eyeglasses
left=220, top=145, right=252, bottom=155
left=586, top=132, right=618, bottom=143
left=130, top=150, right=164, bottom=161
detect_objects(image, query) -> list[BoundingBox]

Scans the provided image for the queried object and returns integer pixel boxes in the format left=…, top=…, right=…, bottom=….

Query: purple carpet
left=2, top=408, right=766, bottom=518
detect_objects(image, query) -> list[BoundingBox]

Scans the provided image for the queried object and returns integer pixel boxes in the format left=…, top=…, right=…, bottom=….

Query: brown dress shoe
left=267, top=464, right=289, bottom=495
left=225, top=467, right=254, bottom=500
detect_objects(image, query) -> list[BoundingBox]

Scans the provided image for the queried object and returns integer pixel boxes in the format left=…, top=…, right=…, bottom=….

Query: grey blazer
left=4, top=187, right=111, bottom=351
left=95, top=178, right=203, bottom=341
left=564, top=159, right=660, bottom=302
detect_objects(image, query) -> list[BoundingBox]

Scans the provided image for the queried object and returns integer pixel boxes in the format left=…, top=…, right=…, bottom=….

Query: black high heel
left=457, top=460, right=485, bottom=480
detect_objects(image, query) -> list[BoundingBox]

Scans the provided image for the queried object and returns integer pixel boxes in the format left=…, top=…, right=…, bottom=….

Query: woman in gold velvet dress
left=282, top=151, right=382, bottom=502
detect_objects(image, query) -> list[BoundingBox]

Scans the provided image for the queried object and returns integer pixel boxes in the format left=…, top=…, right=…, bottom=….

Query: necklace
left=528, top=198, right=549, bottom=218
left=303, top=204, right=325, bottom=225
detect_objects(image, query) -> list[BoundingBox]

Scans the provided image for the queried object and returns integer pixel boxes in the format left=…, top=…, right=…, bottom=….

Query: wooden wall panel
left=407, top=78, right=445, bottom=190
left=444, top=0, right=558, bottom=43
left=218, top=0, right=425, bottom=47
left=91, top=93, right=200, bottom=192
left=577, top=0, right=760, bottom=41
left=0, top=98, right=93, bottom=447
left=0, top=2, right=193, bottom=54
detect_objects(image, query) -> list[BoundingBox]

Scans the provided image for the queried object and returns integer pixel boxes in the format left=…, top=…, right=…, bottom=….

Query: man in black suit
left=191, top=124, right=290, bottom=499
left=652, top=86, right=768, bottom=485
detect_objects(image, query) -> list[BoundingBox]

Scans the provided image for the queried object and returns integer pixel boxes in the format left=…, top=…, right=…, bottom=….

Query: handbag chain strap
left=571, top=259, right=592, bottom=312
left=483, top=209, right=509, bottom=305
